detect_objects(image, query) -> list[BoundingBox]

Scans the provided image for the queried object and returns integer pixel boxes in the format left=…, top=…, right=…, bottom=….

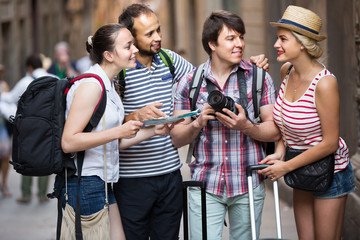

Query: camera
left=207, top=90, right=238, bottom=115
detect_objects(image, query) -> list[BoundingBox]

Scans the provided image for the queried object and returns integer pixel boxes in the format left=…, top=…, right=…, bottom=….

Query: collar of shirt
left=134, top=53, right=163, bottom=69
left=201, top=59, right=253, bottom=88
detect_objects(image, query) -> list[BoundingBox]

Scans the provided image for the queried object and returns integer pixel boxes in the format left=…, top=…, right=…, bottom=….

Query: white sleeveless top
left=273, top=68, right=349, bottom=173
left=65, top=64, right=124, bottom=182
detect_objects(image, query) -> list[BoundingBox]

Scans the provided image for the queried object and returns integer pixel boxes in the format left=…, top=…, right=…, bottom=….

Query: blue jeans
left=54, top=175, right=116, bottom=216
left=313, top=162, right=355, bottom=199
left=189, top=183, right=266, bottom=240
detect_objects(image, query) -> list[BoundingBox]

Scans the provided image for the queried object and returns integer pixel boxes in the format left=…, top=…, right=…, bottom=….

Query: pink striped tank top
left=273, top=68, right=349, bottom=173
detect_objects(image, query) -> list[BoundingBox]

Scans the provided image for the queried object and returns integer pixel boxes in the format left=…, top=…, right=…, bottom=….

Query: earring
left=300, top=46, right=304, bottom=50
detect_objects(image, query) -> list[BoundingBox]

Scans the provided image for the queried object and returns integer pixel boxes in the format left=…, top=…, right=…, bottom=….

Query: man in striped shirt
left=170, top=11, right=281, bottom=239
left=114, top=4, right=193, bottom=240
left=114, top=4, right=270, bottom=240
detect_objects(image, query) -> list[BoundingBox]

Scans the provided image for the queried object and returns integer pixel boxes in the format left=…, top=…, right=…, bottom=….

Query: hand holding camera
left=207, top=90, right=249, bottom=119
left=207, top=90, right=253, bottom=130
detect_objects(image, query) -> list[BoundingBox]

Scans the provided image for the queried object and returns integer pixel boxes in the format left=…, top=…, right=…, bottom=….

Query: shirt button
left=225, top=140, right=228, bottom=144
left=225, top=157, right=228, bottom=160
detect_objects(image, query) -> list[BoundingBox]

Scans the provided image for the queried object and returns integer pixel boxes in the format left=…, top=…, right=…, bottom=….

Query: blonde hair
left=292, top=31, right=323, bottom=59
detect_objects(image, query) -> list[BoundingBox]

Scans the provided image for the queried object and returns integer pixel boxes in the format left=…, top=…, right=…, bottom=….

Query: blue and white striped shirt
left=119, top=49, right=194, bottom=177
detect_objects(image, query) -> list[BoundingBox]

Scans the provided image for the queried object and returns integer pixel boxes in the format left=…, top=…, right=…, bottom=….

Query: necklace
left=291, top=71, right=313, bottom=93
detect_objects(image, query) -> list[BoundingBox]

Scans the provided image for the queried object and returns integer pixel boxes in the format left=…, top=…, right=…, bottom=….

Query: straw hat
left=270, top=5, right=326, bottom=41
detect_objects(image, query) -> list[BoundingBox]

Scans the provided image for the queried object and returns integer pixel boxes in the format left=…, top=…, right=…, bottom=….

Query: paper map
left=141, top=109, right=199, bottom=126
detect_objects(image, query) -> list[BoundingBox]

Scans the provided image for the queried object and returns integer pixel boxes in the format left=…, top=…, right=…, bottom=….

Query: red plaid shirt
left=174, top=59, right=276, bottom=197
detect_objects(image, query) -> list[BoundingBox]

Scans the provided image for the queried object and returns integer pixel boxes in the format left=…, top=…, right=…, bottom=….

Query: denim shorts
left=313, top=162, right=355, bottom=199
left=54, top=175, right=116, bottom=216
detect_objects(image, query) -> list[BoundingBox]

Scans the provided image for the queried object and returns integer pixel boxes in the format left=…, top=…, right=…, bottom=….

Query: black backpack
left=9, top=73, right=107, bottom=177
left=186, top=64, right=274, bottom=163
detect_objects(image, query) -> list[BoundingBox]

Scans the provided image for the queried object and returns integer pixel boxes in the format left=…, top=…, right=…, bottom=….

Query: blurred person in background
left=48, top=41, right=79, bottom=78
left=0, top=64, right=11, bottom=197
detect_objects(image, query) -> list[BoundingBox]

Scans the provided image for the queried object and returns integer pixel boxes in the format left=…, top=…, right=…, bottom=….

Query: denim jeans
left=54, top=175, right=116, bottom=216
left=189, top=183, right=266, bottom=240
left=313, top=162, right=355, bottom=199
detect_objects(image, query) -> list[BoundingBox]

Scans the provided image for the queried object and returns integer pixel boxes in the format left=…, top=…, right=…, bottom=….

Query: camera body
left=207, top=90, right=238, bottom=116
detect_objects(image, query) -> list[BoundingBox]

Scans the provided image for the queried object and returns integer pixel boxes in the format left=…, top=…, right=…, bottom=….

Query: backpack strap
left=62, top=73, right=107, bottom=240
left=189, top=63, right=205, bottom=111
left=68, top=73, right=107, bottom=130
left=252, top=64, right=265, bottom=124
left=186, top=63, right=205, bottom=164
left=116, top=70, right=126, bottom=99
left=159, top=48, right=175, bottom=78
left=158, top=49, right=178, bottom=101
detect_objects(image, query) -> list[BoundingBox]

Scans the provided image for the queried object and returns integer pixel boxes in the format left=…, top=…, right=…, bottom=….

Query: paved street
left=0, top=147, right=297, bottom=239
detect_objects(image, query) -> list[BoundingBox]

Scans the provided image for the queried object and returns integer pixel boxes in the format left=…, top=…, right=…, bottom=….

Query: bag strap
left=102, top=114, right=108, bottom=207
left=189, top=63, right=206, bottom=112
left=237, top=67, right=248, bottom=111
left=252, top=65, right=265, bottom=124
left=280, top=65, right=294, bottom=147
left=68, top=73, right=107, bottom=129
left=186, top=63, right=205, bottom=164
left=55, top=73, right=107, bottom=240
left=159, top=48, right=175, bottom=79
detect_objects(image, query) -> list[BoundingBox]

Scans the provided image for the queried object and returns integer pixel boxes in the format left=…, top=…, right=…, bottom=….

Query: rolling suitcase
left=246, top=164, right=287, bottom=240
left=182, top=181, right=207, bottom=240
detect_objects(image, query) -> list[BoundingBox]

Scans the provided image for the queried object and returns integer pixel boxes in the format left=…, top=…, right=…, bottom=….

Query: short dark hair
left=25, top=54, right=42, bottom=69
left=86, top=23, right=126, bottom=64
left=118, top=3, right=154, bottom=38
left=202, top=10, right=246, bottom=56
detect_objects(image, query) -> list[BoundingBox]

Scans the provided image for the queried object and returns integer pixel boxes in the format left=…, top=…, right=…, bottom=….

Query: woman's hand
left=119, top=120, right=144, bottom=139
left=258, top=160, right=288, bottom=181
left=257, top=151, right=287, bottom=181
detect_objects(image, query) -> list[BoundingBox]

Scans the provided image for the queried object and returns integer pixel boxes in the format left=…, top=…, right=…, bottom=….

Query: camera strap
left=236, top=68, right=248, bottom=111
left=204, top=67, right=248, bottom=113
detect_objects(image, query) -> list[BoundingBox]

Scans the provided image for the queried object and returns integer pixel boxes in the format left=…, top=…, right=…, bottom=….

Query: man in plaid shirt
left=171, top=10, right=280, bottom=240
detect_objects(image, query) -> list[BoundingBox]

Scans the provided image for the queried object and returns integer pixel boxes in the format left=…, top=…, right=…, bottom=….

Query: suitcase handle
left=247, top=164, right=283, bottom=240
left=183, top=180, right=206, bottom=189
left=246, top=164, right=271, bottom=177
left=183, top=181, right=207, bottom=240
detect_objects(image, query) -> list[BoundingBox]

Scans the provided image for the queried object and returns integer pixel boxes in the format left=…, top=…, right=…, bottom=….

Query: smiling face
left=111, top=28, right=138, bottom=70
left=209, top=25, right=245, bottom=66
left=132, top=12, right=162, bottom=56
left=274, top=27, right=303, bottom=62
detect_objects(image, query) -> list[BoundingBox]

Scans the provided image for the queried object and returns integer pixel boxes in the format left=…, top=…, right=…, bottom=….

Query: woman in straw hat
left=258, top=5, right=355, bottom=240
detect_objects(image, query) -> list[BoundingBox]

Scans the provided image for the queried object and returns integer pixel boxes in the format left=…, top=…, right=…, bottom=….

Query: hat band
left=278, top=19, right=319, bottom=35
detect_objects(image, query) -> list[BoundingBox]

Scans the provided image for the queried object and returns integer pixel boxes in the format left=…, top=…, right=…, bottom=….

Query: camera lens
left=207, top=90, right=238, bottom=115
left=208, top=90, right=227, bottom=112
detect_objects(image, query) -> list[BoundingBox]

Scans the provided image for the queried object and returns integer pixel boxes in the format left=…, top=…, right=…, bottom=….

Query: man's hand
left=124, top=102, right=166, bottom=122
left=215, top=103, right=252, bottom=131
left=249, top=54, right=269, bottom=71
left=193, top=104, right=216, bottom=129
left=153, top=124, right=171, bottom=136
